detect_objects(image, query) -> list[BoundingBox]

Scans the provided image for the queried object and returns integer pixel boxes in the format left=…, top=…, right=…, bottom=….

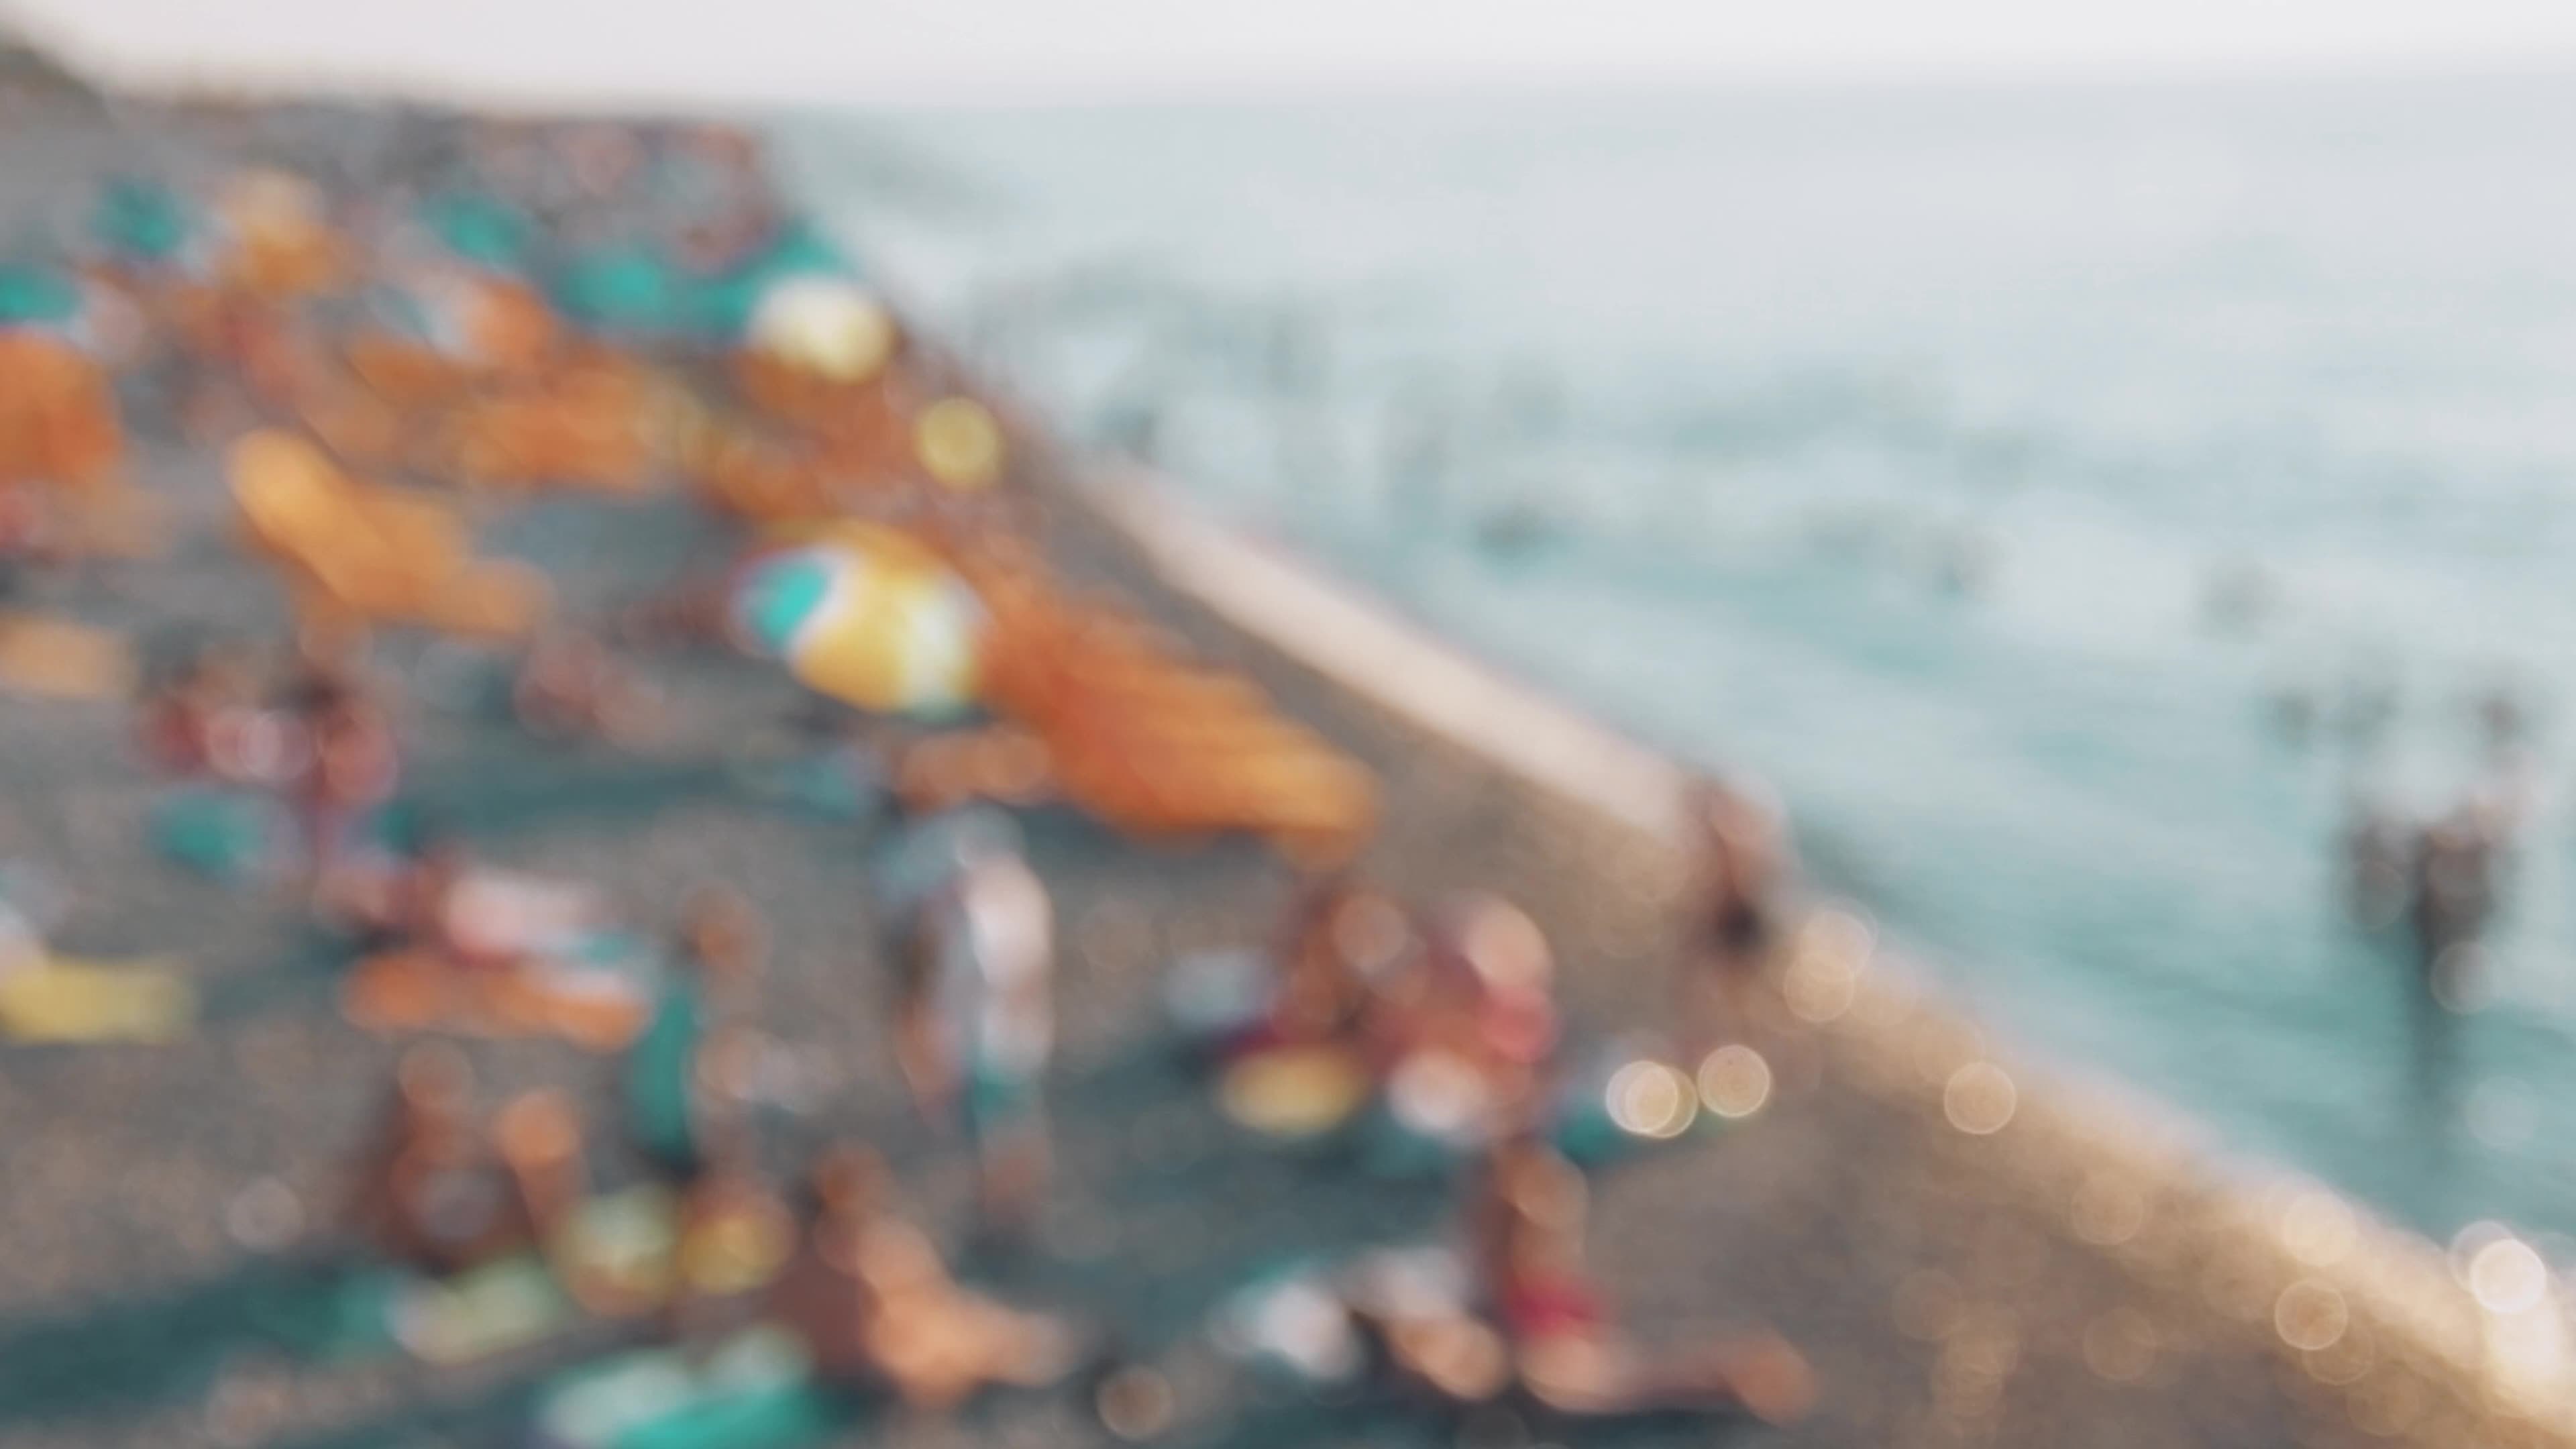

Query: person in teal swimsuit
left=627, top=885, right=766, bottom=1177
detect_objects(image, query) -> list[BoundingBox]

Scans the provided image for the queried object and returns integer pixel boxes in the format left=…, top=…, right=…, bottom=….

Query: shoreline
left=1038, top=454, right=2576, bottom=1440
left=0, top=40, right=2565, bottom=1446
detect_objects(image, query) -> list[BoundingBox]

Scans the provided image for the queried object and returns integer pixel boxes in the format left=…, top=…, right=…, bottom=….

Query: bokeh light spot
left=1943, top=1061, right=2017, bottom=1136
left=917, top=396, right=1005, bottom=490
left=2273, top=1279, right=2348, bottom=1352
left=2468, top=1238, right=2547, bottom=1315
left=1696, top=1044, right=1773, bottom=1119
left=1605, top=1060, right=1697, bottom=1140
left=1783, top=910, right=1868, bottom=1023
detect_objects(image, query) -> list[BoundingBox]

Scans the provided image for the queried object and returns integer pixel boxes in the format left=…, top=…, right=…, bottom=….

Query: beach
left=0, top=42, right=2565, bottom=1449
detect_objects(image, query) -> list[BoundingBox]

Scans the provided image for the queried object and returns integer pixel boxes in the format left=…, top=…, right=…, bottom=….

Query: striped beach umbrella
left=727, top=525, right=986, bottom=718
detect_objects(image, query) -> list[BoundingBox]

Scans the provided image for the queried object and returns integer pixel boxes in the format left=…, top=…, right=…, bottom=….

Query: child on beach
left=888, top=810, right=1057, bottom=1232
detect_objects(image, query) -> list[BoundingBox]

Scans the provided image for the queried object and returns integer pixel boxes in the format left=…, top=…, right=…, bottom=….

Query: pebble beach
left=0, top=37, right=2567, bottom=1449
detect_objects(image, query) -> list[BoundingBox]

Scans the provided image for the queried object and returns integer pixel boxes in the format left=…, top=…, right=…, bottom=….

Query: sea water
left=777, top=71, right=2576, bottom=1243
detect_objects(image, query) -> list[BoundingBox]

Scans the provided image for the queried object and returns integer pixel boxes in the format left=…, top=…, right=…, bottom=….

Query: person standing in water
left=2341, top=793, right=2412, bottom=933
left=2410, top=802, right=2502, bottom=1007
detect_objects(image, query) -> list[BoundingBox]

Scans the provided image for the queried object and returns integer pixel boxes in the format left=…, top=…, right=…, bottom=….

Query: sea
left=775, top=70, right=2576, bottom=1249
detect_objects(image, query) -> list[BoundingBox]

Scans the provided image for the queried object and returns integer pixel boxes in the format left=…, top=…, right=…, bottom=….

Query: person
left=2411, top=801, right=2501, bottom=1003
left=280, top=645, right=401, bottom=887
left=1163, top=869, right=1405, bottom=1059
left=657, top=1118, right=794, bottom=1344
left=1464, top=1130, right=1814, bottom=1423
left=614, top=570, right=731, bottom=649
left=1680, top=779, right=1789, bottom=1056
left=2341, top=793, right=2411, bottom=932
left=364, top=835, right=487, bottom=965
left=344, top=1044, right=584, bottom=1276
left=892, top=817, right=1055, bottom=1231
left=511, top=628, right=661, bottom=744
left=1231, top=1124, right=1815, bottom=1424
left=1377, top=896, right=1558, bottom=1087
left=771, top=1144, right=1079, bottom=1410
left=1355, top=894, right=1562, bottom=1165
left=627, top=885, right=767, bottom=1177
left=136, top=635, right=274, bottom=782
left=1260, top=871, right=1409, bottom=1055
left=0, top=480, right=54, bottom=608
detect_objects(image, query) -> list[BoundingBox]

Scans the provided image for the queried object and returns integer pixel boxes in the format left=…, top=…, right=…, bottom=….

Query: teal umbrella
left=757, top=218, right=853, bottom=282
left=553, top=241, right=680, bottom=335
left=91, top=178, right=193, bottom=265
left=419, top=191, right=535, bottom=274
left=0, top=264, right=81, bottom=328
left=693, top=217, right=858, bottom=339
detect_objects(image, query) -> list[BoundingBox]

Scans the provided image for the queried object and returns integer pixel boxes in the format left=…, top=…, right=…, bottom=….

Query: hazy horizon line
left=10, top=5, right=2575, bottom=118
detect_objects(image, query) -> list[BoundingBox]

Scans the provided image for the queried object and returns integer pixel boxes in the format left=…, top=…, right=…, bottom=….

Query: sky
left=13, top=0, right=2576, bottom=108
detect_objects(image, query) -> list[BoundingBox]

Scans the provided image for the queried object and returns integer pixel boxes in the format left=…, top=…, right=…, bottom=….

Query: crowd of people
left=0, top=109, right=1824, bottom=1441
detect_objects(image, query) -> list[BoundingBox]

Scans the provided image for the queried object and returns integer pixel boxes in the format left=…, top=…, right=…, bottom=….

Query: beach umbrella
left=726, top=525, right=986, bottom=719
left=227, top=430, right=549, bottom=637
left=0, top=294, right=124, bottom=489
left=696, top=217, right=855, bottom=338
left=0, top=263, right=83, bottom=329
left=89, top=178, right=195, bottom=268
left=553, top=241, right=682, bottom=336
left=209, top=170, right=342, bottom=299
left=743, top=274, right=896, bottom=383
left=417, top=191, right=536, bottom=274
left=754, top=219, right=853, bottom=284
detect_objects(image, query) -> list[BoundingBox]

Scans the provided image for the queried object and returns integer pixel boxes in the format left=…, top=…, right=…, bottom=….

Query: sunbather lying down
left=335, top=841, right=655, bottom=1051
left=1220, top=1130, right=1816, bottom=1427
